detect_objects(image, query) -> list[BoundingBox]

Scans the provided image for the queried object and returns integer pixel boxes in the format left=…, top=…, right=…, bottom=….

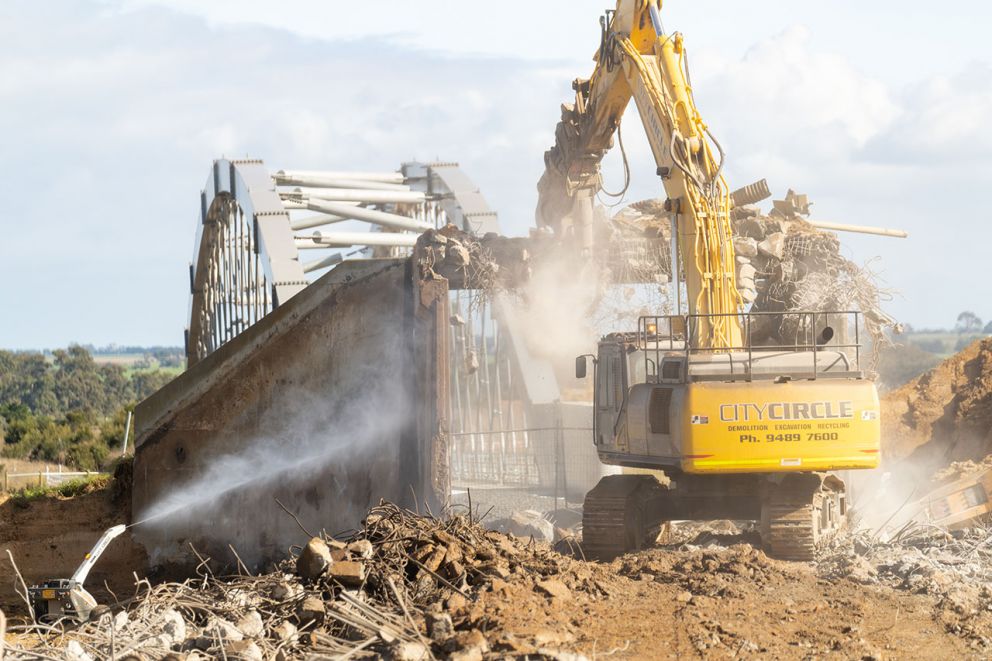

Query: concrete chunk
left=733, top=236, right=759, bottom=258
left=329, top=560, right=367, bottom=586
left=427, top=611, right=455, bottom=641
left=391, top=641, right=431, bottom=661
left=758, top=232, right=785, bottom=260
left=271, top=620, right=298, bottom=643
left=347, top=539, right=374, bottom=559
left=507, top=510, right=554, bottom=543
left=226, top=640, right=263, bottom=661
left=535, top=579, right=571, bottom=601
left=296, top=596, right=325, bottom=624
left=296, top=537, right=332, bottom=580
left=236, top=611, right=264, bottom=638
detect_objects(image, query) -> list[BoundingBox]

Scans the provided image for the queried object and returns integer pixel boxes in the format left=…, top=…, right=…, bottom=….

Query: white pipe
left=806, top=220, right=908, bottom=238
left=290, top=213, right=348, bottom=231
left=296, top=231, right=420, bottom=248
left=306, top=199, right=432, bottom=232
left=120, top=411, right=132, bottom=456
left=275, top=169, right=404, bottom=183
left=288, top=187, right=425, bottom=204
left=303, top=252, right=344, bottom=273
left=275, top=175, right=410, bottom=192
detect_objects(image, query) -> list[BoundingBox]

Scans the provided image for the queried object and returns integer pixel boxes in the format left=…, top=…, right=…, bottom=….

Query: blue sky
left=1, top=0, right=990, bottom=348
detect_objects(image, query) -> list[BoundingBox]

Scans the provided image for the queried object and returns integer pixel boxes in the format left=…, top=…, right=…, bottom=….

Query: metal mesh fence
left=449, top=425, right=604, bottom=502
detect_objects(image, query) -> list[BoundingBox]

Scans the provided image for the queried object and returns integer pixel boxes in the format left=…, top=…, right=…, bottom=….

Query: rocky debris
left=416, top=225, right=521, bottom=291
left=5, top=502, right=607, bottom=660
left=608, top=187, right=895, bottom=362
left=503, top=509, right=555, bottom=543
left=818, top=522, right=992, bottom=628
left=934, top=455, right=992, bottom=486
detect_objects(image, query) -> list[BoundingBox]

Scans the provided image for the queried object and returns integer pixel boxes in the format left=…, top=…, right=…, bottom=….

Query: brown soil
left=470, top=544, right=987, bottom=660
left=882, top=337, right=992, bottom=468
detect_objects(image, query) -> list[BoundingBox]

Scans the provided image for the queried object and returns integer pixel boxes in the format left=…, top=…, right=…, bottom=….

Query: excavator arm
left=537, top=0, right=741, bottom=348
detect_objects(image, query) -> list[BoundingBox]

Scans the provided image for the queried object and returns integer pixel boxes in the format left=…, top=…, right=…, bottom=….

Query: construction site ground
left=7, top=340, right=992, bottom=659
left=4, top=480, right=992, bottom=660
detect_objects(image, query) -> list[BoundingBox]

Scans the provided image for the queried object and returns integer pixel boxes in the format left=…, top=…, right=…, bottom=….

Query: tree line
left=0, top=346, right=176, bottom=471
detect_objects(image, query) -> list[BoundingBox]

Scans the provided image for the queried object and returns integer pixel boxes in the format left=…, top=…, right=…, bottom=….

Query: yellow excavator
left=538, top=0, right=881, bottom=559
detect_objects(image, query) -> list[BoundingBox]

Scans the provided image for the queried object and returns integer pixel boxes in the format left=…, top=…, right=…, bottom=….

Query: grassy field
left=902, top=331, right=987, bottom=357
left=89, top=354, right=185, bottom=381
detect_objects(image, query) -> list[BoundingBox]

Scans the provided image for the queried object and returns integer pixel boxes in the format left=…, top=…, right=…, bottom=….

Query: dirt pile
left=882, top=337, right=992, bottom=466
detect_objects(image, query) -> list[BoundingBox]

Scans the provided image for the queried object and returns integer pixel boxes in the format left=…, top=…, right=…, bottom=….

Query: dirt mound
left=882, top=337, right=992, bottom=467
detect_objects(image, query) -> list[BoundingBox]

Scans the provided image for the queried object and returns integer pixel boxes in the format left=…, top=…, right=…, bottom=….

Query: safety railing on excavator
left=636, top=311, right=864, bottom=383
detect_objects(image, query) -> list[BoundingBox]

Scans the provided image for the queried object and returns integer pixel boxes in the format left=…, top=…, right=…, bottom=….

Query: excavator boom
left=538, top=0, right=740, bottom=348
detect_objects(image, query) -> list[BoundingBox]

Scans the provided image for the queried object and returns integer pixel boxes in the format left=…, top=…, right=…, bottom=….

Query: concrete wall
left=132, top=259, right=447, bottom=568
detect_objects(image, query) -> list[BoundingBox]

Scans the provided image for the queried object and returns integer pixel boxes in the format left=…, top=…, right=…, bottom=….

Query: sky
left=0, top=0, right=990, bottom=349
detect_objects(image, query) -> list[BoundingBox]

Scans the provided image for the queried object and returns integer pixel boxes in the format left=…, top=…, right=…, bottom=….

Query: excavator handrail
left=637, top=310, right=864, bottom=383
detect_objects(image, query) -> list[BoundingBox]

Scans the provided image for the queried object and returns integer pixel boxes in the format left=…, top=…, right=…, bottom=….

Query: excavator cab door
left=595, top=342, right=627, bottom=448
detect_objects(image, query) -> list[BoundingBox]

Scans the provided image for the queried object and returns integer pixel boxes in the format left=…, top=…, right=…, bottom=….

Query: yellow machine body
left=918, top=469, right=992, bottom=529
left=679, top=380, right=880, bottom=474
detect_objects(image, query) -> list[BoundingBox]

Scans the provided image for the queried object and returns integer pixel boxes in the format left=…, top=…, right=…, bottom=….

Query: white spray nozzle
left=71, top=524, right=127, bottom=586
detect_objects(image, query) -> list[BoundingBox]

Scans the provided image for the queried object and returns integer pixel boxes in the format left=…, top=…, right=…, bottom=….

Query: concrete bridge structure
left=131, top=159, right=617, bottom=566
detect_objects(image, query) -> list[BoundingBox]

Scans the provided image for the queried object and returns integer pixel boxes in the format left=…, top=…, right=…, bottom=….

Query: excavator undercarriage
left=582, top=472, right=848, bottom=561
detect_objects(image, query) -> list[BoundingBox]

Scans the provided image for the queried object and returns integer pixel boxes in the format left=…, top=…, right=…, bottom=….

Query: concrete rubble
left=2, top=502, right=599, bottom=660
left=608, top=189, right=897, bottom=367
left=818, top=522, right=992, bottom=616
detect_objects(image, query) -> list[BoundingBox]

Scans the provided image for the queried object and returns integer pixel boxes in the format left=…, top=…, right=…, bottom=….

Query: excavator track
left=761, top=474, right=846, bottom=561
left=582, top=474, right=667, bottom=558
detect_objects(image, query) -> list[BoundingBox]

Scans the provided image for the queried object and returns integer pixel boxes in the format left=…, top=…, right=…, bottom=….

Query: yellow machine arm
left=537, top=0, right=741, bottom=348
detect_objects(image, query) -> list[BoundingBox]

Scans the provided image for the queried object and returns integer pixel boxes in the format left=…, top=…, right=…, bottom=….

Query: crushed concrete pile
left=883, top=337, right=992, bottom=465
left=608, top=189, right=895, bottom=364
left=3, top=502, right=608, bottom=660
left=818, top=523, right=992, bottom=644
left=934, top=455, right=992, bottom=487
left=605, top=535, right=988, bottom=658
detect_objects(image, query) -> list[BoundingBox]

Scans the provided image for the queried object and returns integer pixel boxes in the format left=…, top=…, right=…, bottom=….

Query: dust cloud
left=135, top=364, right=415, bottom=562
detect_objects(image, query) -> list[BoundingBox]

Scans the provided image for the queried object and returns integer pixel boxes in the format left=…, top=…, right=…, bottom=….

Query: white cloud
left=0, top=1, right=990, bottom=348
left=688, top=26, right=900, bottom=180
left=863, top=63, right=992, bottom=164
